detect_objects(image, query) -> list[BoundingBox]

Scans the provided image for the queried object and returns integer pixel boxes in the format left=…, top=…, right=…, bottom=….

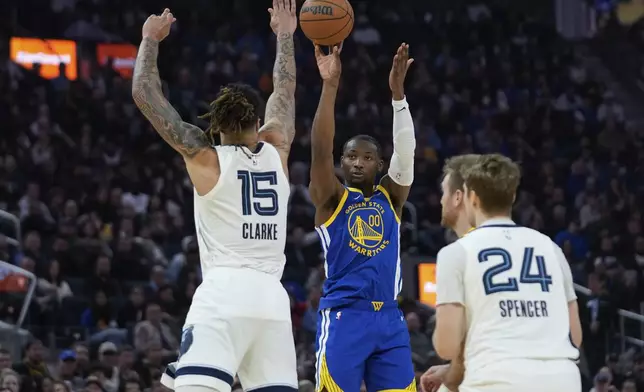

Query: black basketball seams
left=304, top=16, right=353, bottom=41
left=300, top=0, right=354, bottom=42
left=301, top=0, right=350, bottom=14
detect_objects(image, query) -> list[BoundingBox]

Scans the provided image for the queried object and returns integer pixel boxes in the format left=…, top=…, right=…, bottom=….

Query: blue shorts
left=315, top=301, right=416, bottom=392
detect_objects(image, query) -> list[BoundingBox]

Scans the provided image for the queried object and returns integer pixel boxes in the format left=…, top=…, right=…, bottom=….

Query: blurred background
left=1, top=0, right=644, bottom=391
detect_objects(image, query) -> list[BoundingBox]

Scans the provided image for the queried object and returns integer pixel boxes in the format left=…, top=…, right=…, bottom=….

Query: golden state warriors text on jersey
left=345, top=201, right=390, bottom=257
left=315, top=186, right=402, bottom=309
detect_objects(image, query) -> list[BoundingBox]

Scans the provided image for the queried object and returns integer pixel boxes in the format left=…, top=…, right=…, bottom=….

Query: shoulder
left=437, top=241, right=467, bottom=266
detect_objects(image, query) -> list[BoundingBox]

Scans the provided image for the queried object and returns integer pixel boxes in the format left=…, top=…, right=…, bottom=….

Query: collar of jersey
left=346, top=186, right=379, bottom=201
left=477, top=217, right=517, bottom=228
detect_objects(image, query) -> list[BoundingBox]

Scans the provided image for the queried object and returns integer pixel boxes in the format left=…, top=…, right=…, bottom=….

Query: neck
left=347, top=183, right=375, bottom=198
left=220, top=131, right=258, bottom=148
left=475, top=210, right=512, bottom=227
left=453, top=213, right=472, bottom=238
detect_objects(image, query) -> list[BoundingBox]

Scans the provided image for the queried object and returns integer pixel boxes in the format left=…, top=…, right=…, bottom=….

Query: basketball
left=299, top=0, right=354, bottom=46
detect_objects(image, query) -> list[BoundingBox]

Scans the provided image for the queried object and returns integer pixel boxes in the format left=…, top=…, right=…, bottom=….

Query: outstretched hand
left=315, top=44, right=342, bottom=85
left=269, top=0, right=297, bottom=35
left=389, top=43, right=414, bottom=100
left=142, top=8, right=176, bottom=42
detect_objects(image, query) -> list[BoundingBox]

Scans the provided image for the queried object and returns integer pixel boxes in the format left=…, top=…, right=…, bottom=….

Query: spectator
left=55, top=351, right=81, bottom=391
left=13, top=340, right=49, bottom=385
left=133, top=302, right=178, bottom=357
left=117, top=287, right=145, bottom=330
left=80, top=291, right=127, bottom=345
left=97, top=342, right=119, bottom=392
left=71, top=344, right=90, bottom=379
left=0, top=369, right=20, bottom=392
left=0, top=350, right=11, bottom=372
left=406, top=312, right=432, bottom=370
left=87, top=256, right=121, bottom=299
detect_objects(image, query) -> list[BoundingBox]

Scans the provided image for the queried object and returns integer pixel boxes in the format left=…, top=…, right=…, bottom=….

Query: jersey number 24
left=237, top=170, right=279, bottom=216
left=479, top=247, right=553, bottom=295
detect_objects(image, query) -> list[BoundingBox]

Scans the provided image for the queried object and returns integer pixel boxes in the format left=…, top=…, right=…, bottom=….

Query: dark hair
left=200, top=83, right=264, bottom=139
left=342, top=135, right=382, bottom=158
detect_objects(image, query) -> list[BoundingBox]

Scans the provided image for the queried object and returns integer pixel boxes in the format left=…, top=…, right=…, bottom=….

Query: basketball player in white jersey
left=431, top=154, right=583, bottom=392
left=132, top=3, right=299, bottom=392
left=420, top=154, right=480, bottom=392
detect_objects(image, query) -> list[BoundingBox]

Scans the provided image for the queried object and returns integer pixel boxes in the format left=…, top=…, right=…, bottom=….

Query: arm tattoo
left=263, top=32, right=296, bottom=146
left=132, top=37, right=209, bottom=159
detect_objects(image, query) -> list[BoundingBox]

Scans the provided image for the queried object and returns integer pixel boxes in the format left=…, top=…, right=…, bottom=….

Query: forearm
left=389, top=96, right=416, bottom=186
left=263, top=33, right=296, bottom=139
left=311, top=82, right=338, bottom=160
left=132, top=38, right=208, bottom=158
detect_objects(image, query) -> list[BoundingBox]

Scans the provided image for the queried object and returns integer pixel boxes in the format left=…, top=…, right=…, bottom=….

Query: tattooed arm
left=259, top=0, right=297, bottom=176
left=132, top=38, right=210, bottom=159
left=132, top=13, right=219, bottom=195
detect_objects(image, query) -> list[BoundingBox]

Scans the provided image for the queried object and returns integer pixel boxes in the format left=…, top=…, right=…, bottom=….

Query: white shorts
left=166, top=267, right=298, bottom=392
left=460, top=359, right=581, bottom=392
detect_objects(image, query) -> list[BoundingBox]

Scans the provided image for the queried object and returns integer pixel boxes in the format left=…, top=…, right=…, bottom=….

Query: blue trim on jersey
left=175, top=365, right=235, bottom=386
left=317, top=187, right=402, bottom=310
left=247, top=386, right=298, bottom=392
left=472, top=223, right=520, bottom=231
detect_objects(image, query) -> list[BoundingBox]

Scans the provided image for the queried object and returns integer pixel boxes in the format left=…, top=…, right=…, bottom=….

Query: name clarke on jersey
left=241, top=223, right=278, bottom=240
left=499, top=299, right=549, bottom=318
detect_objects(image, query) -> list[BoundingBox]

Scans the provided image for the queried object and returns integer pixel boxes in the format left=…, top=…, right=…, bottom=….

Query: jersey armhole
left=195, top=146, right=225, bottom=200
left=320, top=188, right=349, bottom=228
left=375, top=185, right=402, bottom=224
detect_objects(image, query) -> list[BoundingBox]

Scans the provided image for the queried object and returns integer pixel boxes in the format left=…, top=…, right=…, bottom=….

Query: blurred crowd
left=1, top=0, right=644, bottom=391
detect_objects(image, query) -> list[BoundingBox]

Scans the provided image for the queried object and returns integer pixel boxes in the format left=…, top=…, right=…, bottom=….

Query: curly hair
left=200, top=83, right=264, bottom=140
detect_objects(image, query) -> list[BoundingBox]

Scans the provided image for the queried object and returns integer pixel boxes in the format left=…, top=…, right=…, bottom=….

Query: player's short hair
left=200, top=83, right=264, bottom=139
left=342, top=135, right=382, bottom=158
left=442, top=154, right=480, bottom=192
left=462, top=154, right=521, bottom=214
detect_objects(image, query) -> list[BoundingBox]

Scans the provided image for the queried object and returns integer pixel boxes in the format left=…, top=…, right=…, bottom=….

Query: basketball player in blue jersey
left=309, top=43, right=416, bottom=392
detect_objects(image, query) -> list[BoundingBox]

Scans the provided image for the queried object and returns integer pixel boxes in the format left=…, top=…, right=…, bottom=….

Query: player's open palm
left=315, top=45, right=342, bottom=84
left=389, top=43, right=414, bottom=99
left=142, top=8, right=176, bottom=42
left=269, top=0, right=297, bottom=34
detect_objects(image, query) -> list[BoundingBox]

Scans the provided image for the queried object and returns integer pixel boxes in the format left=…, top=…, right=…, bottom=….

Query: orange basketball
left=299, top=0, right=354, bottom=46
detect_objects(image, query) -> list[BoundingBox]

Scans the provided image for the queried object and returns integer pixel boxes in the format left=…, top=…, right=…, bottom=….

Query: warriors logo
left=346, top=201, right=390, bottom=256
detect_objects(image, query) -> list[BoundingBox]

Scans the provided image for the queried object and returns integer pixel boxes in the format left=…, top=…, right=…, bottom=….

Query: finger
left=162, top=8, right=170, bottom=16
left=280, top=0, right=287, bottom=11
left=290, top=0, right=296, bottom=14
left=167, top=12, right=174, bottom=22
left=268, top=7, right=274, bottom=16
left=314, top=44, right=323, bottom=59
left=338, top=40, right=344, bottom=53
left=273, top=0, right=277, bottom=10
left=406, top=58, right=414, bottom=70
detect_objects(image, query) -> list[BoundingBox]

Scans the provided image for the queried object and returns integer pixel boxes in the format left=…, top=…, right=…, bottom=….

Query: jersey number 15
left=237, top=170, right=279, bottom=216
left=479, top=247, right=553, bottom=295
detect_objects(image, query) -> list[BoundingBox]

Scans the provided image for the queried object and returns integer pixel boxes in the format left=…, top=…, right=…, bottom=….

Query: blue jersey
left=315, top=185, right=402, bottom=310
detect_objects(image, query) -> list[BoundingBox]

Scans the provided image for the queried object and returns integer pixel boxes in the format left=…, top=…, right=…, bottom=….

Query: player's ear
left=378, top=158, right=384, bottom=172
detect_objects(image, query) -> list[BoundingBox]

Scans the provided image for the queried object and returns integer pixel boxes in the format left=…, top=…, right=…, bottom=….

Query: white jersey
left=436, top=218, right=579, bottom=376
left=193, top=142, right=289, bottom=279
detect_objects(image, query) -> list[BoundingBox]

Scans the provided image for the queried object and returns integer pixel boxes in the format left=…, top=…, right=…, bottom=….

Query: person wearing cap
left=98, top=342, right=119, bottom=392
left=57, top=350, right=83, bottom=391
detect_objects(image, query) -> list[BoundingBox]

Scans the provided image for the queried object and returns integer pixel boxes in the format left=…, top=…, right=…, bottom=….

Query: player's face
left=440, top=175, right=460, bottom=228
left=341, top=140, right=383, bottom=188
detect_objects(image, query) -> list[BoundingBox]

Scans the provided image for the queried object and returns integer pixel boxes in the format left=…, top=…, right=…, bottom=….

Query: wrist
left=142, top=36, right=160, bottom=44
left=323, top=79, right=340, bottom=89
left=392, top=92, right=405, bottom=101
left=392, top=96, right=408, bottom=108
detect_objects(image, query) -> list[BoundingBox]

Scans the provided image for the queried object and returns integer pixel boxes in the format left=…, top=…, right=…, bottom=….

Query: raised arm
left=379, top=43, right=415, bottom=218
left=258, top=0, right=298, bottom=176
left=132, top=10, right=217, bottom=195
left=310, top=45, right=345, bottom=225
left=132, top=9, right=212, bottom=161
